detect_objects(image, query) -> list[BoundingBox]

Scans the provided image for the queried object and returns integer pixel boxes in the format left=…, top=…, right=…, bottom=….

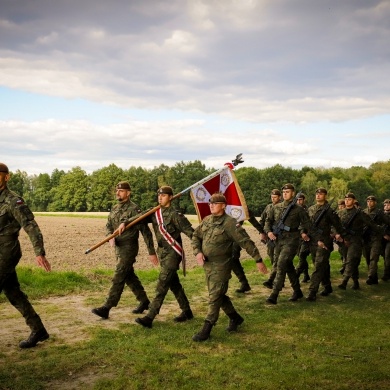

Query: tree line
left=8, top=160, right=390, bottom=215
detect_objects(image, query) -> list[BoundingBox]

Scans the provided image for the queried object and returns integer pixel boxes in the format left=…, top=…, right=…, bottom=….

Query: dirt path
left=1, top=215, right=267, bottom=353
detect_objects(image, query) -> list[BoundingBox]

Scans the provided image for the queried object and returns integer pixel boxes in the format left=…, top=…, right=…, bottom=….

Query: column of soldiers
left=2, top=160, right=390, bottom=347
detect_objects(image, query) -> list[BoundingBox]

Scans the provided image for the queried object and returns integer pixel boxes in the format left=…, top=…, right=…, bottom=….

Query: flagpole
left=84, top=154, right=243, bottom=254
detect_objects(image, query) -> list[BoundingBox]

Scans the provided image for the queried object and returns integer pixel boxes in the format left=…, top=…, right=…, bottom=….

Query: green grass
left=1, top=254, right=390, bottom=389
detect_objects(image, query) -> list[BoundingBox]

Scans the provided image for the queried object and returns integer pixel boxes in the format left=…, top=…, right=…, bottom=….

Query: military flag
left=190, top=164, right=249, bottom=223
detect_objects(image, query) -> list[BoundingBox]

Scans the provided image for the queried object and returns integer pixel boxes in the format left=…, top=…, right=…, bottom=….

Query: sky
left=1, top=0, right=390, bottom=175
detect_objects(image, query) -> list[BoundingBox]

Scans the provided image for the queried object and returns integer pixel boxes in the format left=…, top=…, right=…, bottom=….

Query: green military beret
left=157, top=186, right=173, bottom=195
left=116, top=181, right=131, bottom=190
left=271, top=189, right=281, bottom=196
left=282, top=183, right=295, bottom=191
left=209, top=192, right=226, bottom=204
left=316, top=187, right=328, bottom=195
left=366, top=195, right=376, bottom=202
left=0, top=163, right=9, bottom=173
left=345, top=192, right=356, bottom=199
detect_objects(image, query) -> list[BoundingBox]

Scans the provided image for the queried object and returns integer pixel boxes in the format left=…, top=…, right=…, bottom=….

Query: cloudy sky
left=1, top=0, right=389, bottom=175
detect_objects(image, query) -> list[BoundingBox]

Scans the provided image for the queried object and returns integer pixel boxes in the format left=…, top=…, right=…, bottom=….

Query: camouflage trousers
left=203, top=260, right=236, bottom=325
left=231, top=243, right=249, bottom=285
left=308, top=244, right=332, bottom=293
left=1, top=249, right=44, bottom=332
left=105, top=245, right=148, bottom=308
left=363, top=239, right=383, bottom=278
left=342, top=239, right=363, bottom=280
left=383, top=241, right=390, bottom=279
left=272, top=235, right=301, bottom=295
left=147, top=266, right=190, bottom=319
left=267, top=243, right=275, bottom=264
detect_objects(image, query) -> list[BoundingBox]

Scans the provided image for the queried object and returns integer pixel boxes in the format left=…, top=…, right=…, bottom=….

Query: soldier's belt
left=0, top=233, right=19, bottom=243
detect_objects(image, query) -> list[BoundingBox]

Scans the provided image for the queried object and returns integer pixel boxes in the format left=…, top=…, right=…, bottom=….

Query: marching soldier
left=382, top=199, right=390, bottom=281
left=92, top=181, right=157, bottom=319
left=264, top=184, right=312, bottom=304
left=119, top=186, right=194, bottom=328
left=337, top=193, right=386, bottom=290
left=362, top=195, right=390, bottom=285
left=305, top=188, right=345, bottom=301
left=0, top=162, right=51, bottom=348
left=231, top=210, right=264, bottom=293
left=191, top=193, right=267, bottom=342
left=295, top=193, right=311, bottom=283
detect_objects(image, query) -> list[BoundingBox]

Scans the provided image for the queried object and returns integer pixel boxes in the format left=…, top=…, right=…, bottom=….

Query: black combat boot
left=302, top=270, right=311, bottom=283
left=306, top=291, right=317, bottom=301
left=135, top=316, right=153, bottom=328
left=226, top=312, right=244, bottom=332
left=236, top=282, right=251, bottom=293
left=192, top=320, right=213, bottom=342
left=338, top=277, right=349, bottom=290
left=351, top=280, right=360, bottom=290
left=19, top=328, right=49, bottom=349
left=174, top=309, right=194, bottom=322
left=132, top=299, right=150, bottom=314
left=266, top=292, right=278, bottom=304
left=263, top=279, right=273, bottom=289
left=320, top=285, right=333, bottom=296
left=366, top=274, right=378, bottom=285
left=92, top=305, right=110, bottom=319
left=381, top=274, right=390, bottom=282
left=289, top=289, right=304, bottom=301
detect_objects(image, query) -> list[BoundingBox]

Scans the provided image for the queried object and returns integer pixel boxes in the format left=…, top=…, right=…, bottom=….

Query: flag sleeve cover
left=190, top=166, right=249, bottom=223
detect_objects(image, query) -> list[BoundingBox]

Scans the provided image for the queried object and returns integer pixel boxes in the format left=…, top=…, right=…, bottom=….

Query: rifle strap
left=156, top=208, right=186, bottom=276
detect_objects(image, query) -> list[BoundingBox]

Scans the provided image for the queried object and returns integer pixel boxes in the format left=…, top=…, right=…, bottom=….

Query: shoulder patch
left=16, top=198, right=25, bottom=206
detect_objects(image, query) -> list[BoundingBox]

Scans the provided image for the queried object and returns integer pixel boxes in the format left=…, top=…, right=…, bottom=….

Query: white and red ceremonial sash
left=156, top=208, right=186, bottom=275
left=190, top=165, right=249, bottom=223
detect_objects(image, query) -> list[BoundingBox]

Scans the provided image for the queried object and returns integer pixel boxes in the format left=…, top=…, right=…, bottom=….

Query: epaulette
left=16, top=198, right=25, bottom=206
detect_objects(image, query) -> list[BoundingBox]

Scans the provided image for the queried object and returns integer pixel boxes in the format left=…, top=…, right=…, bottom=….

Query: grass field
left=1, top=251, right=390, bottom=390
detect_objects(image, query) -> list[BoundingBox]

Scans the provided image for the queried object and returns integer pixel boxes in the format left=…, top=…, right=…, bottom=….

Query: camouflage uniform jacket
left=307, top=202, right=345, bottom=245
left=148, top=206, right=194, bottom=252
left=338, top=207, right=384, bottom=242
left=0, top=187, right=45, bottom=256
left=107, top=199, right=155, bottom=255
left=264, top=200, right=312, bottom=240
left=362, top=206, right=389, bottom=242
left=192, top=212, right=262, bottom=263
left=259, top=202, right=276, bottom=232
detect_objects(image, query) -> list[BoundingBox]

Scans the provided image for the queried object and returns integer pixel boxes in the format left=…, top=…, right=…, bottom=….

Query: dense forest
left=7, top=159, right=390, bottom=215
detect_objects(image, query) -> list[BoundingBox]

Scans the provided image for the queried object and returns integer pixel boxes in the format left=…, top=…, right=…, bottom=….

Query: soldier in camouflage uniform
left=264, top=184, right=312, bottom=304
left=0, top=163, right=51, bottom=348
left=337, top=193, right=387, bottom=290
left=260, top=189, right=282, bottom=263
left=191, top=193, right=267, bottom=342
left=261, top=189, right=283, bottom=289
left=231, top=210, right=264, bottom=293
left=119, top=186, right=194, bottom=328
left=336, top=199, right=347, bottom=274
left=295, top=193, right=311, bottom=283
left=305, top=188, right=345, bottom=301
left=362, top=195, right=390, bottom=285
left=382, top=199, right=390, bottom=281
left=92, top=181, right=157, bottom=320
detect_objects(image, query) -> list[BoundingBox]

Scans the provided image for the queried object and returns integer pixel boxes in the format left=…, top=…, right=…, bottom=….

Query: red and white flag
left=190, top=164, right=249, bottom=222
